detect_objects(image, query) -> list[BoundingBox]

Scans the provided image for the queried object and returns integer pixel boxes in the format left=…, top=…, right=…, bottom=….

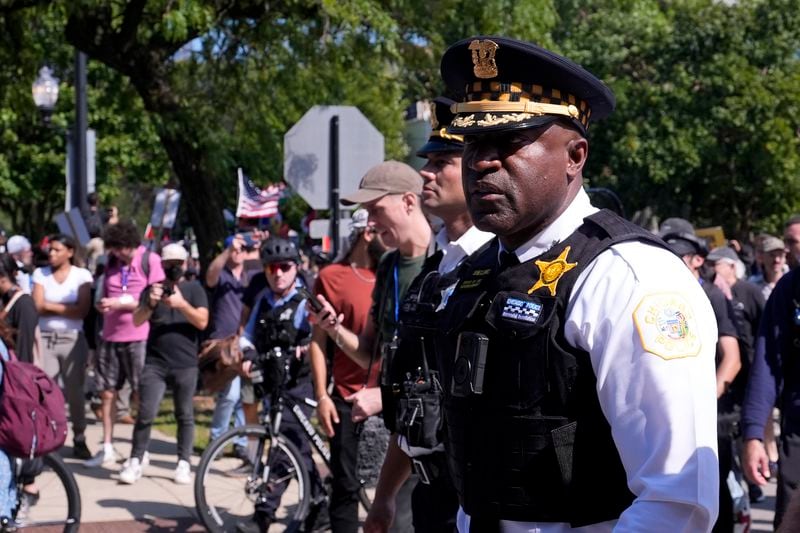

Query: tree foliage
left=556, top=0, right=800, bottom=238
left=1, top=0, right=799, bottom=257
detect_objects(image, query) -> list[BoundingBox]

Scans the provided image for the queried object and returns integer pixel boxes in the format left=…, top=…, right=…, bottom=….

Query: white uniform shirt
left=399, top=224, right=495, bottom=457
left=436, top=225, right=495, bottom=275
left=459, top=188, right=719, bottom=532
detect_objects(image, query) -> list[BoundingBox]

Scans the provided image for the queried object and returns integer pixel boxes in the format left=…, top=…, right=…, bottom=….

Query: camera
left=162, top=280, right=175, bottom=298
left=239, top=232, right=257, bottom=252
left=251, top=347, right=288, bottom=399
left=450, top=332, right=489, bottom=398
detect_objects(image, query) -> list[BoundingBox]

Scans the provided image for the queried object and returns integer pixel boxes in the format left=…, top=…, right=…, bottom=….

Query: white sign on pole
left=65, top=129, right=96, bottom=210
left=54, top=207, right=91, bottom=246
left=150, top=188, right=181, bottom=229
left=284, top=106, right=384, bottom=210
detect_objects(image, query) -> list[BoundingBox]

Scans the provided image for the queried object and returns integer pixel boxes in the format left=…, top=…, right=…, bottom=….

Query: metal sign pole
left=329, top=115, right=340, bottom=259
left=74, top=50, right=88, bottom=216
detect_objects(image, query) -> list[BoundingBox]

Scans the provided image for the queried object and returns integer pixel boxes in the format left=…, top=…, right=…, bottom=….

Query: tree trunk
left=155, top=130, right=227, bottom=268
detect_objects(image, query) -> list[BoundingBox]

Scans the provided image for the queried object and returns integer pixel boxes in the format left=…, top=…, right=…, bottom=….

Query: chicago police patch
left=500, top=296, right=543, bottom=324
left=633, top=293, right=702, bottom=360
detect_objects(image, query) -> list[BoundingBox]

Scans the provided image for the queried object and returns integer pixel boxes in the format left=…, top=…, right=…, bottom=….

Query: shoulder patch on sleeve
left=633, top=293, right=702, bottom=360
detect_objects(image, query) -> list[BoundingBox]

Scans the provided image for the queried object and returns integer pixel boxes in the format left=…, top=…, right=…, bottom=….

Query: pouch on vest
left=397, top=378, right=445, bottom=449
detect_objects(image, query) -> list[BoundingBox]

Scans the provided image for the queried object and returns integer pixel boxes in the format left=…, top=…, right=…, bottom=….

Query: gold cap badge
left=469, top=39, right=499, bottom=79
left=528, top=246, right=577, bottom=296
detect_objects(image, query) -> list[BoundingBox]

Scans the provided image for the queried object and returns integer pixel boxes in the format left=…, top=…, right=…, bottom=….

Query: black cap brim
left=416, top=139, right=464, bottom=157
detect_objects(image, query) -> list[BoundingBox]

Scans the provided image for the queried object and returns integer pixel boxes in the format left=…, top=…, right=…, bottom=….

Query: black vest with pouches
left=437, top=210, right=667, bottom=527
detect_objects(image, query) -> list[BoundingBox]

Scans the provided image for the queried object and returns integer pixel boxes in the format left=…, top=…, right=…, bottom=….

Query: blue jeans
left=0, top=348, right=16, bottom=518
left=209, top=376, right=246, bottom=447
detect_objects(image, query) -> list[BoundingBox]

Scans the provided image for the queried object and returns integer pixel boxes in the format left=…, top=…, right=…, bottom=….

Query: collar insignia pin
left=469, top=39, right=499, bottom=79
left=528, top=246, right=577, bottom=296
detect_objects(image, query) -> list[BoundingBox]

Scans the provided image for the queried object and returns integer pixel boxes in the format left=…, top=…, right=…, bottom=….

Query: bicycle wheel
left=195, top=424, right=311, bottom=533
left=17, top=453, right=81, bottom=532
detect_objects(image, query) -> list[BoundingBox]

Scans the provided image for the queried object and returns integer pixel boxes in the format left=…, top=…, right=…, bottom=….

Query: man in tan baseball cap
left=340, top=160, right=429, bottom=254
left=340, top=160, right=423, bottom=206
left=312, top=160, right=432, bottom=531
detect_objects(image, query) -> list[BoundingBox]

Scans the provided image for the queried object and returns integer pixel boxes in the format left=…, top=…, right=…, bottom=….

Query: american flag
left=236, top=168, right=283, bottom=219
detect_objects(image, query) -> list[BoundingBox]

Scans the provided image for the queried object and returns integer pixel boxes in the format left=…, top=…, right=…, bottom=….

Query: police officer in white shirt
left=435, top=36, right=720, bottom=532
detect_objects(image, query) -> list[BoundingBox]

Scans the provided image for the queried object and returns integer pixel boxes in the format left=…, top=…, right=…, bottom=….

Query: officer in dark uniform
left=435, top=37, right=720, bottom=532
left=236, top=237, right=327, bottom=533
left=366, top=97, right=492, bottom=532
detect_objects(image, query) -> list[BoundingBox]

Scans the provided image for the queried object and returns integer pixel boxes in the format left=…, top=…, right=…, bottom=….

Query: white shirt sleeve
left=564, top=242, right=719, bottom=532
left=31, top=267, right=45, bottom=286
left=77, top=267, right=94, bottom=285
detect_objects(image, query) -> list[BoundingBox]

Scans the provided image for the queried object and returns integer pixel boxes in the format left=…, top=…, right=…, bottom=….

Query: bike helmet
left=260, top=237, right=300, bottom=264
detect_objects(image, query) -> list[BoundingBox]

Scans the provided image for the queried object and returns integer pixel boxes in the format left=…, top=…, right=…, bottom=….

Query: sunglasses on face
left=266, top=262, right=295, bottom=274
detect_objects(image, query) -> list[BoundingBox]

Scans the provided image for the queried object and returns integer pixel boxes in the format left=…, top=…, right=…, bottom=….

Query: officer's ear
left=565, top=136, right=588, bottom=179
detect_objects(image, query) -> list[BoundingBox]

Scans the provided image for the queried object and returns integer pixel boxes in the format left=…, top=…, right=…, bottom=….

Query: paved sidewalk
left=55, top=411, right=778, bottom=531
left=58, top=414, right=204, bottom=529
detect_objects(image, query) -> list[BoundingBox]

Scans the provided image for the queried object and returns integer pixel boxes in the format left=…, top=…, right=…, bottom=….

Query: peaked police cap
left=441, top=36, right=615, bottom=135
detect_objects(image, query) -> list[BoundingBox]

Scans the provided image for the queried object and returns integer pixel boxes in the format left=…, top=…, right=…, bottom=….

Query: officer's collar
left=497, top=187, right=598, bottom=264
left=266, top=283, right=301, bottom=306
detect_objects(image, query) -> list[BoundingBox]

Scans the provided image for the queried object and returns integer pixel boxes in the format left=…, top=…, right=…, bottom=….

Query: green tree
left=556, top=0, right=800, bottom=238
left=0, top=4, right=170, bottom=238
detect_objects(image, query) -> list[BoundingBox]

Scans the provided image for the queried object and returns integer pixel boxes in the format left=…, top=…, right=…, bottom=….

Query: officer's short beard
left=367, top=237, right=388, bottom=265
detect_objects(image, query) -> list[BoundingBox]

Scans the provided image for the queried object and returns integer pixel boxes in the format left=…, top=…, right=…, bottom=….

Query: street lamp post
left=31, top=50, right=89, bottom=216
left=31, top=66, right=59, bottom=124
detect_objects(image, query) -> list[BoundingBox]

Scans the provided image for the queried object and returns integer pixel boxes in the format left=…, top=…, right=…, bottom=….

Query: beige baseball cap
left=340, top=160, right=422, bottom=206
left=161, top=243, right=188, bottom=262
left=760, top=235, right=786, bottom=254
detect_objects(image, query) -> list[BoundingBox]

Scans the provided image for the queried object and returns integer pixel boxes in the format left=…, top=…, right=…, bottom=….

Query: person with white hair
left=707, top=246, right=768, bottom=505
left=6, top=235, right=33, bottom=294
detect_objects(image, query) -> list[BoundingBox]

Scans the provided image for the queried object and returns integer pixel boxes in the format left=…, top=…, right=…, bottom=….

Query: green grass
left=152, top=393, right=329, bottom=457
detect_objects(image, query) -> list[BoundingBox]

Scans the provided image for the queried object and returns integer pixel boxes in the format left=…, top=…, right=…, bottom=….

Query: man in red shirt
left=309, top=209, right=386, bottom=532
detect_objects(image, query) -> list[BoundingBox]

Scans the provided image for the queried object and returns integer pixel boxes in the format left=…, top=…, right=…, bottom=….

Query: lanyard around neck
left=393, top=262, right=400, bottom=326
left=121, top=265, right=130, bottom=292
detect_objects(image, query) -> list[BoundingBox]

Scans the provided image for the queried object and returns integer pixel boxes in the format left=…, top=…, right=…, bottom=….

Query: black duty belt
left=410, top=450, right=447, bottom=485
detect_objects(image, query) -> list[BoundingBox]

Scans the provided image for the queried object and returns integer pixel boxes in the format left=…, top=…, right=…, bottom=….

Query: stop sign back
left=284, top=106, right=385, bottom=210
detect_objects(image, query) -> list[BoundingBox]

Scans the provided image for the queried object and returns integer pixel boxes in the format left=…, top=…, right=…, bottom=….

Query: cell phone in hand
left=296, top=287, right=325, bottom=314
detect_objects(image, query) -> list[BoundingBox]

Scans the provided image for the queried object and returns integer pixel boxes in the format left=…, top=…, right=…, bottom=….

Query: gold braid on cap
left=433, top=127, right=464, bottom=142
left=452, top=101, right=579, bottom=120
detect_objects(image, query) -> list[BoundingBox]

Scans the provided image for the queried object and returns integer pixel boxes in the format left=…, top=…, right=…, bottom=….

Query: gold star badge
left=528, top=246, right=578, bottom=296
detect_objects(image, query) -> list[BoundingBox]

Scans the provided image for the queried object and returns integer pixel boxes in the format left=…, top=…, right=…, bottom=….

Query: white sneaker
left=84, top=444, right=119, bottom=468
left=173, top=459, right=191, bottom=485
left=118, top=457, right=143, bottom=484
left=122, top=451, right=150, bottom=469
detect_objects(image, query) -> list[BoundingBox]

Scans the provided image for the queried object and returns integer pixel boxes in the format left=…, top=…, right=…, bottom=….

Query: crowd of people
left=4, top=34, right=800, bottom=533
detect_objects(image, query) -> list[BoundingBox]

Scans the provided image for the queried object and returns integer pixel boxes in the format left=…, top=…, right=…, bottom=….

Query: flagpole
left=236, top=167, right=243, bottom=232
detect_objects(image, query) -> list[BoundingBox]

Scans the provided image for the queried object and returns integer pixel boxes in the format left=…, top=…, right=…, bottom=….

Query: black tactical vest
left=437, top=210, right=666, bottom=527
left=384, top=250, right=484, bottom=445
left=253, top=291, right=310, bottom=382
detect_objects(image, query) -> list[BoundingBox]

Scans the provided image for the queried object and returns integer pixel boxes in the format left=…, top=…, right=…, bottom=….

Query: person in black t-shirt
left=660, top=219, right=741, bottom=533
left=707, top=247, right=766, bottom=369
left=119, top=243, right=209, bottom=486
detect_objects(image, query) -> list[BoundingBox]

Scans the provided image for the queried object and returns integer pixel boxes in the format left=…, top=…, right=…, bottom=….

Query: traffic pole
left=329, top=115, right=340, bottom=259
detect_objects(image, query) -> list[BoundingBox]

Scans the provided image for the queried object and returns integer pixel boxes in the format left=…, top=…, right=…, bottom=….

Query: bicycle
left=9, top=453, right=81, bottom=532
left=195, top=346, right=372, bottom=532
